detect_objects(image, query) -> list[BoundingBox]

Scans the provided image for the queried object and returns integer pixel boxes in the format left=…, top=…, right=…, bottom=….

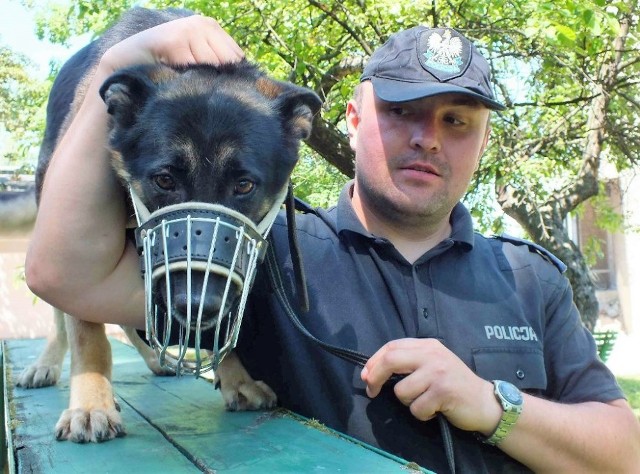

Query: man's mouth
left=400, top=162, right=441, bottom=176
left=399, top=162, right=441, bottom=183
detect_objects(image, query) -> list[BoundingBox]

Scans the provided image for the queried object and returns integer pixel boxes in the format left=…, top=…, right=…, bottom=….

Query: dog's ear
left=257, top=78, right=323, bottom=140
left=99, top=65, right=175, bottom=129
left=277, top=88, right=323, bottom=140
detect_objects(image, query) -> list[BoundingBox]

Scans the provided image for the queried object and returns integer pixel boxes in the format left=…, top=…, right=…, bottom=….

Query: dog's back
left=1, top=9, right=193, bottom=228
left=35, top=8, right=194, bottom=201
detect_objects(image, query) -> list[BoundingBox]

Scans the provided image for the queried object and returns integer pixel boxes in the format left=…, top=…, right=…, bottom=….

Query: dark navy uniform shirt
left=236, top=182, right=623, bottom=473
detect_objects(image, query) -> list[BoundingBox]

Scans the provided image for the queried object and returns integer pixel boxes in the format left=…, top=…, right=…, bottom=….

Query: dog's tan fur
left=19, top=310, right=276, bottom=442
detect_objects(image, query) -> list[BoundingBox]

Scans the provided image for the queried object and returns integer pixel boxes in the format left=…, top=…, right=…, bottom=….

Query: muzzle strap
left=135, top=206, right=266, bottom=286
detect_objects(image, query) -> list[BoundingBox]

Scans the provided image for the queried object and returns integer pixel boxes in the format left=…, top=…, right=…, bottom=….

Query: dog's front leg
left=18, top=307, right=68, bottom=388
left=55, top=315, right=125, bottom=442
left=215, top=350, right=277, bottom=411
left=120, top=325, right=175, bottom=376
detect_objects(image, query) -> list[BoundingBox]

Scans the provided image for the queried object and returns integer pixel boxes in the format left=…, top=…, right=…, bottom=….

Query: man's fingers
left=362, top=341, right=425, bottom=397
left=195, top=17, right=245, bottom=64
left=409, top=390, right=440, bottom=422
left=392, top=370, right=430, bottom=406
left=103, top=15, right=245, bottom=71
left=205, top=31, right=245, bottom=63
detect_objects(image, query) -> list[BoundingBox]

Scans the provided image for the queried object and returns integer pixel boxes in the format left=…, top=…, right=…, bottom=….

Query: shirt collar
left=335, top=180, right=475, bottom=250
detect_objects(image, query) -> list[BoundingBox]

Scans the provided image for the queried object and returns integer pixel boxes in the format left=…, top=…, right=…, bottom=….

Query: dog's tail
left=0, top=185, right=37, bottom=234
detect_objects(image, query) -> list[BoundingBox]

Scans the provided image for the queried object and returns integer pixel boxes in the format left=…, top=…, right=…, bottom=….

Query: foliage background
left=618, top=376, right=640, bottom=420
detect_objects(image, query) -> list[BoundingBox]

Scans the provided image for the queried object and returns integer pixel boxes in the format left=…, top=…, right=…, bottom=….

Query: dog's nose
left=173, top=288, right=221, bottom=319
left=169, top=272, right=241, bottom=321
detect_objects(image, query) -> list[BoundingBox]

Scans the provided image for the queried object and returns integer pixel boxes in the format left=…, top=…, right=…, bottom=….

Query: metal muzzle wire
left=131, top=187, right=285, bottom=376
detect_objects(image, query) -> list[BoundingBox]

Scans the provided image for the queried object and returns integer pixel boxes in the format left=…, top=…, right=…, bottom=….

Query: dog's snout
left=173, top=287, right=225, bottom=319
left=158, top=271, right=241, bottom=327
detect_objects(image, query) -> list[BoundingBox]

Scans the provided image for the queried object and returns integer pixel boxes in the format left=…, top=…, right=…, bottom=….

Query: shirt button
left=422, top=308, right=428, bottom=319
left=516, top=369, right=525, bottom=380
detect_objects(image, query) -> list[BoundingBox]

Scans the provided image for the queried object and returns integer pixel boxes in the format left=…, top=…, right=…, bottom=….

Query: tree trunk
left=306, top=117, right=355, bottom=178
left=496, top=186, right=600, bottom=330
left=496, top=10, right=632, bottom=330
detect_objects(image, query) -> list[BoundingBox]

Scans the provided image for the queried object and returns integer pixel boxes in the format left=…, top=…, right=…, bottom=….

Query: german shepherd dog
left=16, top=7, right=321, bottom=443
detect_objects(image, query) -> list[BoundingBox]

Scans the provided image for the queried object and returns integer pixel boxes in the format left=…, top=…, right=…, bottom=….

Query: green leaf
left=553, top=23, right=577, bottom=45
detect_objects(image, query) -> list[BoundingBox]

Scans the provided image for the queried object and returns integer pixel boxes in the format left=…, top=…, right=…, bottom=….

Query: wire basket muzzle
left=134, top=203, right=268, bottom=376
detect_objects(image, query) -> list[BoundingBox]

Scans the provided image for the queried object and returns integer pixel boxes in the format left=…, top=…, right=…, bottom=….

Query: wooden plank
left=3, top=339, right=199, bottom=473
left=2, top=342, right=14, bottom=474
left=4, top=338, right=426, bottom=473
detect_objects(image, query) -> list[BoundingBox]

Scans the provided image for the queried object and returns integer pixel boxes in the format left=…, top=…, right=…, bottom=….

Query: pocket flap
left=472, top=347, right=547, bottom=390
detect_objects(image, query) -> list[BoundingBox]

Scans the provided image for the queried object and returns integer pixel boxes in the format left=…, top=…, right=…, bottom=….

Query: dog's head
left=99, top=61, right=321, bottom=339
left=100, top=60, right=320, bottom=221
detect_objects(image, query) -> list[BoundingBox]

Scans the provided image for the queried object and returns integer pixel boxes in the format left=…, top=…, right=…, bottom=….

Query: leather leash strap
left=268, top=190, right=457, bottom=474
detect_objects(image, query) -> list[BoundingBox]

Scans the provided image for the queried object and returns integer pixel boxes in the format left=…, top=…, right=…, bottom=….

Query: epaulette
left=293, top=196, right=317, bottom=215
left=493, top=233, right=567, bottom=273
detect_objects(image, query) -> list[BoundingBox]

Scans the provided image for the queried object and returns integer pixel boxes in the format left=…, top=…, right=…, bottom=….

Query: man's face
left=347, top=81, right=491, bottom=230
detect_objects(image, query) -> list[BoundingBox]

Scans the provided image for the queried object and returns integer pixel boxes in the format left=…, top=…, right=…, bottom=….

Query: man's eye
left=153, top=174, right=176, bottom=191
left=234, top=179, right=255, bottom=195
left=389, top=106, right=407, bottom=116
left=445, top=115, right=465, bottom=125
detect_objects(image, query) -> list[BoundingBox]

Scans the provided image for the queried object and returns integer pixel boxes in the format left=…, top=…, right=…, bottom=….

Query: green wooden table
left=2, top=338, right=428, bottom=473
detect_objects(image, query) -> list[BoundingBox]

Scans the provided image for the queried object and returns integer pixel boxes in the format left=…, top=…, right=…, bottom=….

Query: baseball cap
left=361, top=26, right=505, bottom=110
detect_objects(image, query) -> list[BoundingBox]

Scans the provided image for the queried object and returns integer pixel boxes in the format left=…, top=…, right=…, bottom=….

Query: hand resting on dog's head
left=101, top=15, right=245, bottom=74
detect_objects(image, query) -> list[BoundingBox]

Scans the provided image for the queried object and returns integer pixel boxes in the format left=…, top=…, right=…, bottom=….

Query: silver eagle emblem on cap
left=424, top=29, right=464, bottom=73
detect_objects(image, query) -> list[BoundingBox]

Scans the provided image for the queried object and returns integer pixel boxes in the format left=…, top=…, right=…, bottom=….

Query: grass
left=617, top=376, right=640, bottom=420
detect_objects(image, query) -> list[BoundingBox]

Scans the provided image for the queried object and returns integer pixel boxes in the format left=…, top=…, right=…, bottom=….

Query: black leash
left=271, top=187, right=457, bottom=474
left=285, top=182, right=309, bottom=313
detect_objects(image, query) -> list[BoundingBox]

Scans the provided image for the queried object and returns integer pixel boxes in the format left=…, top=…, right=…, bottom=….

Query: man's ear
left=98, top=64, right=175, bottom=129
left=345, top=100, right=360, bottom=151
left=475, top=122, right=491, bottom=170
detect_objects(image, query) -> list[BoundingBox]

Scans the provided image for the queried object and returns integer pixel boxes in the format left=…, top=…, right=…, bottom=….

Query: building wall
left=616, top=171, right=640, bottom=334
left=578, top=173, right=640, bottom=336
left=0, top=231, right=125, bottom=340
left=0, top=232, right=55, bottom=338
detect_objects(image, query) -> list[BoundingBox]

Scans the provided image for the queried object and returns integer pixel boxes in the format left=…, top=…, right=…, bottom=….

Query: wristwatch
left=481, top=380, right=523, bottom=446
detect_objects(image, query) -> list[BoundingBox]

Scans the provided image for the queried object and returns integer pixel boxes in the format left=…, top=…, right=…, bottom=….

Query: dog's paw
left=143, top=356, right=176, bottom=376
left=215, top=351, right=277, bottom=411
left=55, top=407, right=126, bottom=443
left=17, top=363, right=62, bottom=388
left=220, top=379, right=278, bottom=412
left=120, top=326, right=176, bottom=376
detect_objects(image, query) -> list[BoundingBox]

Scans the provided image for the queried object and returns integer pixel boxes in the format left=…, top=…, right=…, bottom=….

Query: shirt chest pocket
left=472, top=347, right=547, bottom=391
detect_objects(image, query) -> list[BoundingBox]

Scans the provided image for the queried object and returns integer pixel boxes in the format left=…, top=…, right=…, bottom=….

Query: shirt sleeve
left=540, top=272, right=624, bottom=403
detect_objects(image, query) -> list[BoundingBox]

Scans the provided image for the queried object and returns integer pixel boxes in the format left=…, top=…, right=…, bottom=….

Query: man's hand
left=101, top=15, right=245, bottom=74
left=361, top=338, right=501, bottom=435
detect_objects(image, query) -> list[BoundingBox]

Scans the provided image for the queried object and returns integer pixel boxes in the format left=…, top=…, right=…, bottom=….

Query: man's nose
left=409, top=118, right=441, bottom=152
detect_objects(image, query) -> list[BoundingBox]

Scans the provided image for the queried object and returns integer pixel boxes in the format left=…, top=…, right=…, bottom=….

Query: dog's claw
left=215, top=351, right=278, bottom=411
left=17, top=364, right=62, bottom=388
left=145, top=358, right=176, bottom=376
left=55, top=407, right=126, bottom=443
left=220, top=379, right=278, bottom=411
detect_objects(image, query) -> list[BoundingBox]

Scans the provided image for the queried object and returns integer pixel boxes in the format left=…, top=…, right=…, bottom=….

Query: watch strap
left=481, top=380, right=523, bottom=446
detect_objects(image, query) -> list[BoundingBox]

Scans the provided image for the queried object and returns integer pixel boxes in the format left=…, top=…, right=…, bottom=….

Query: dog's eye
left=154, top=174, right=176, bottom=191
left=234, top=179, right=255, bottom=195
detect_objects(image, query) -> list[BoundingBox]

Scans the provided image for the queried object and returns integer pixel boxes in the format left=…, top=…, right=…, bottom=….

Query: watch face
left=498, top=381, right=523, bottom=405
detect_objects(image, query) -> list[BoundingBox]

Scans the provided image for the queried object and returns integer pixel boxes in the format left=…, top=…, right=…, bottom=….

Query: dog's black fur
left=18, top=7, right=321, bottom=443
left=43, top=7, right=321, bottom=325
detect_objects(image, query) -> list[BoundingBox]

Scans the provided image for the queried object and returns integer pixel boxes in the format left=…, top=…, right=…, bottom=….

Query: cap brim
left=369, top=77, right=506, bottom=111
